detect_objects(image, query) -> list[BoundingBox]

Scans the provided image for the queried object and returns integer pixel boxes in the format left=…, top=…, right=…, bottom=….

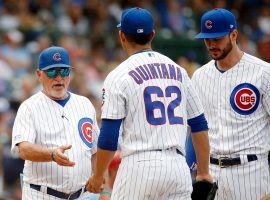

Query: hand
left=261, top=193, right=270, bottom=200
left=52, top=145, right=75, bottom=167
left=86, top=174, right=104, bottom=194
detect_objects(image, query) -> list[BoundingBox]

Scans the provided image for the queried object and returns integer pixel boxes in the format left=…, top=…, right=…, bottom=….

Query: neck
left=42, top=90, right=68, bottom=100
left=217, top=46, right=244, bottom=71
left=126, top=44, right=152, bottom=56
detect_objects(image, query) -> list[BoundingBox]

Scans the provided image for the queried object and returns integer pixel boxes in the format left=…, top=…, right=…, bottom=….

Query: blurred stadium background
left=0, top=0, right=269, bottom=199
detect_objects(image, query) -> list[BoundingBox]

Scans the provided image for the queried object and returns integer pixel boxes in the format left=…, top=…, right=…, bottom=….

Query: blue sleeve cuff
left=97, top=119, right=122, bottom=151
left=187, top=113, right=208, bottom=133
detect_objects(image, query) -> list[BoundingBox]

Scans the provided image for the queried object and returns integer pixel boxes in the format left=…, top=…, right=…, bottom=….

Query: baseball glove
left=191, top=181, right=218, bottom=200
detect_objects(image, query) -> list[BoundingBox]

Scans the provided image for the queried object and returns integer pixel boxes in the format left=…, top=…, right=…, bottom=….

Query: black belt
left=30, top=184, right=86, bottom=199
left=210, top=154, right=258, bottom=168
left=156, top=149, right=184, bottom=156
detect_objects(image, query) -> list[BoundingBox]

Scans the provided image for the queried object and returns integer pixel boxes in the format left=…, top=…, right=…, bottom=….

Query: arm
left=18, top=141, right=75, bottom=167
left=91, top=153, right=97, bottom=173
left=91, top=153, right=112, bottom=200
left=191, top=130, right=212, bottom=181
left=86, top=119, right=122, bottom=193
left=188, top=114, right=212, bottom=182
left=90, top=149, right=115, bottom=193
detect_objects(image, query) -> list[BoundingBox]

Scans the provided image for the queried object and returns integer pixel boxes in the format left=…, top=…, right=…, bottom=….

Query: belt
left=30, top=184, right=86, bottom=199
left=210, top=154, right=258, bottom=168
left=156, top=149, right=184, bottom=156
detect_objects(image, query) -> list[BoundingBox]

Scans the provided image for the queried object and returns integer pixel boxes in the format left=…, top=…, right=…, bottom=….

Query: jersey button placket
left=217, top=74, right=224, bottom=154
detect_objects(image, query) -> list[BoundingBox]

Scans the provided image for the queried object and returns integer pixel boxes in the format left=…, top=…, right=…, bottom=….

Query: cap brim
left=195, top=31, right=230, bottom=39
left=40, top=64, right=72, bottom=70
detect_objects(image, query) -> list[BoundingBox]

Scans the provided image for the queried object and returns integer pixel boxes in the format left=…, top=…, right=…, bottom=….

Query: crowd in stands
left=0, top=0, right=269, bottom=199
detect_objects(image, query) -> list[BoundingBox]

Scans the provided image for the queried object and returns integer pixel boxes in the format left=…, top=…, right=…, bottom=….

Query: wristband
left=51, top=150, right=56, bottom=162
left=100, top=189, right=112, bottom=196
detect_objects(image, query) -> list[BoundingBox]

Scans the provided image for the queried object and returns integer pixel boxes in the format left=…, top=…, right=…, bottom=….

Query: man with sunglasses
left=192, top=8, right=270, bottom=200
left=11, top=46, right=109, bottom=199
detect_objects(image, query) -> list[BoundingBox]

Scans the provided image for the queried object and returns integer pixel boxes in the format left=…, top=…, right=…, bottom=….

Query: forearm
left=18, top=141, right=53, bottom=162
left=191, top=130, right=210, bottom=176
left=91, top=153, right=97, bottom=173
left=92, top=153, right=112, bottom=191
left=95, top=148, right=116, bottom=178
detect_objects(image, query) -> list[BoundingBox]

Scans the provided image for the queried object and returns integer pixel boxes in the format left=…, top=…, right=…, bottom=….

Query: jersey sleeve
left=11, top=102, right=36, bottom=154
left=101, top=74, right=126, bottom=119
left=184, top=70, right=205, bottom=119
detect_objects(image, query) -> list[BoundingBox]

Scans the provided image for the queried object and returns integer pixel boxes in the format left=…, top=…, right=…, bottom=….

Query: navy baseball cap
left=38, top=46, right=72, bottom=70
left=117, top=7, right=154, bottom=35
left=195, top=8, right=237, bottom=39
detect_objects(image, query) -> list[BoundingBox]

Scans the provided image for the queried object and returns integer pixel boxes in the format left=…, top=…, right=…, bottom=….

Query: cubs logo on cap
left=230, top=83, right=260, bottom=115
left=78, top=118, right=93, bottom=148
left=205, top=20, right=213, bottom=29
left=53, top=53, right=61, bottom=61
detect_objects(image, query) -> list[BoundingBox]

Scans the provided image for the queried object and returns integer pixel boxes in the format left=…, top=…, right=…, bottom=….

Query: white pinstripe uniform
left=11, top=91, right=99, bottom=200
left=192, top=53, right=270, bottom=200
left=101, top=50, right=205, bottom=200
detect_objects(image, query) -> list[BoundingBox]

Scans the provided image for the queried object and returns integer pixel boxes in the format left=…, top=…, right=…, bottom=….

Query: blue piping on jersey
left=98, top=119, right=122, bottom=151
left=188, top=113, right=208, bottom=133
left=214, top=61, right=225, bottom=73
left=54, top=92, right=71, bottom=107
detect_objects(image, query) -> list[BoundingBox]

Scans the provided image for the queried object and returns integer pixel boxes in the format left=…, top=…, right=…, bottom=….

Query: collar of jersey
left=133, top=48, right=153, bottom=55
left=54, top=92, right=71, bottom=107
left=214, top=61, right=226, bottom=73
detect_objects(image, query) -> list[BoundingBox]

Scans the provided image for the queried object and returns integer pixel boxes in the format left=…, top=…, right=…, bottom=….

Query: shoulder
left=104, top=58, right=136, bottom=87
left=242, top=53, right=270, bottom=79
left=22, top=91, right=44, bottom=106
left=242, top=53, right=270, bottom=69
left=16, top=92, right=44, bottom=113
left=105, top=60, right=129, bottom=79
left=192, top=60, right=215, bottom=78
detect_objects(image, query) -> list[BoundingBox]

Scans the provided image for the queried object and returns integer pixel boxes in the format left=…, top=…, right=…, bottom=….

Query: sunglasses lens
left=45, top=68, right=71, bottom=78
left=59, top=68, right=71, bottom=77
left=46, top=69, right=57, bottom=78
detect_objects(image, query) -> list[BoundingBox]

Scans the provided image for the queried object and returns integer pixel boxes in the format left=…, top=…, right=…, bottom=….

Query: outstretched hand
left=52, top=144, right=75, bottom=167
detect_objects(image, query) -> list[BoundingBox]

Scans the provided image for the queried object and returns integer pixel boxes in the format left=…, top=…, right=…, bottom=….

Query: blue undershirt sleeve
left=97, top=119, right=122, bottom=151
left=187, top=113, right=208, bottom=133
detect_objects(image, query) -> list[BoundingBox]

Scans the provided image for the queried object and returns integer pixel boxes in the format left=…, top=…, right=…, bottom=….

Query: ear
left=119, top=31, right=126, bottom=43
left=36, top=69, right=42, bottom=80
left=230, top=29, right=238, bottom=42
left=149, top=31, right=155, bottom=42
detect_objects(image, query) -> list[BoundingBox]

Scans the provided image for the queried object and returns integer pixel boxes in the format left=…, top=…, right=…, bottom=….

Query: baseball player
left=11, top=46, right=109, bottom=200
left=192, top=8, right=270, bottom=200
left=86, top=7, right=213, bottom=200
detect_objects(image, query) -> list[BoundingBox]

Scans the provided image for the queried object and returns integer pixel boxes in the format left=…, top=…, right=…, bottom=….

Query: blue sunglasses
left=44, top=68, right=71, bottom=78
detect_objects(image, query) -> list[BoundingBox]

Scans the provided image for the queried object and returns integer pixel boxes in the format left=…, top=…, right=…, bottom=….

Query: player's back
left=102, top=51, right=202, bottom=157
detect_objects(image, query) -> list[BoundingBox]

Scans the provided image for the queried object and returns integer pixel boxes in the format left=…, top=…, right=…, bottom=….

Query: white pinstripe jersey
left=11, top=91, right=99, bottom=193
left=192, top=53, right=270, bottom=156
left=101, top=51, right=204, bottom=157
